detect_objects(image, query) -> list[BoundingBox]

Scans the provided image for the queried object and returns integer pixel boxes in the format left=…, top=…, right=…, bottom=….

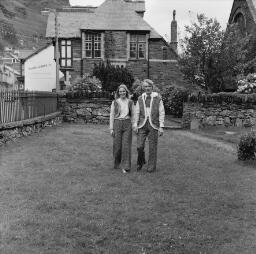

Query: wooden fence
left=0, top=91, right=58, bottom=124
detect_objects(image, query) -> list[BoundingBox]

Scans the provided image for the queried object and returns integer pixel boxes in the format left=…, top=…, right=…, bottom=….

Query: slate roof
left=46, top=0, right=162, bottom=39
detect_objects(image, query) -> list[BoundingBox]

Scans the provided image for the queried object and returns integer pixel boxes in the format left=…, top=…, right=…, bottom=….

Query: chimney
left=170, top=10, right=178, bottom=53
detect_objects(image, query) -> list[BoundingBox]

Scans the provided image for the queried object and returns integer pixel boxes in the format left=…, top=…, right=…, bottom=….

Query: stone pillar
left=170, top=10, right=178, bottom=53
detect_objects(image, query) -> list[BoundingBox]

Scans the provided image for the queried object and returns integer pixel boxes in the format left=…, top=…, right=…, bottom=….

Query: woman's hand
left=110, top=130, right=115, bottom=137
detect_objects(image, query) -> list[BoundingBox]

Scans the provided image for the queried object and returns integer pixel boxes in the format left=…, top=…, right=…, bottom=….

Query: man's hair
left=143, top=79, right=154, bottom=87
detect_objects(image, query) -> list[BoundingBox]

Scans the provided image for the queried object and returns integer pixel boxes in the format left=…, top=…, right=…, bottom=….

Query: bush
left=162, top=86, right=189, bottom=117
left=70, top=74, right=102, bottom=92
left=187, top=92, right=256, bottom=105
left=66, top=74, right=104, bottom=98
left=93, top=61, right=134, bottom=92
left=237, top=73, right=256, bottom=94
left=237, top=131, right=256, bottom=160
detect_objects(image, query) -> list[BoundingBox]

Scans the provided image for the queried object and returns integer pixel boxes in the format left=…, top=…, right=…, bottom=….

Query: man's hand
left=110, top=130, right=115, bottom=137
left=158, top=127, right=164, bottom=137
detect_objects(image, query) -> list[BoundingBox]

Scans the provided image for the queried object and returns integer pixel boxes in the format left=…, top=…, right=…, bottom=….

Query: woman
left=109, top=84, right=134, bottom=173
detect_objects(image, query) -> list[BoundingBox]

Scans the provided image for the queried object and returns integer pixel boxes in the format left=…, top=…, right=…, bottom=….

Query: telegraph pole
left=41, top=9, right=60, bottom=92
left=54, top=10, right=60, bottom=92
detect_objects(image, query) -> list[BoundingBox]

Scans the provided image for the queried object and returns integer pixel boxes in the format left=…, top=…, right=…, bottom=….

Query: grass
left=0, top=123, right=256, bottom=253
left=191, top=125, right=256, bottom=144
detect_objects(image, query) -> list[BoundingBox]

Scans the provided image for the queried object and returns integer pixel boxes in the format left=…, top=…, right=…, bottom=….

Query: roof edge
left=22, top=43, right=52, bottom=62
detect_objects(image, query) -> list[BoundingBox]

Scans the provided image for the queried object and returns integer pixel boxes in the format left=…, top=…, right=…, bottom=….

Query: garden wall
left=58, top=97, right=111, bottom=124
left=182, top=102, right=256, bottom=129
left=0, top=112, right=62, bottom=146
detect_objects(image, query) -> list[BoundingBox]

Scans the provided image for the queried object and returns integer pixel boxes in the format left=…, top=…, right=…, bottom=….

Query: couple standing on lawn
left=109, top=79, right=165, bottom=173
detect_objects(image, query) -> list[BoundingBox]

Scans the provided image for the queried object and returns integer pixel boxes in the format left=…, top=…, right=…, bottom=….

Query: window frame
left=60, top=39, right=73, bottom=68
left=129, top=33, right=147, bottom=60
left=83, top=32, right=102, bottom=59
left=162, top=46, right=168, bottom=60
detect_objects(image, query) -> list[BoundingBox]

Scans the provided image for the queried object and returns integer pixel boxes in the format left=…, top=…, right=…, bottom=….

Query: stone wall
left=182, top=102, right=256, bottom=129
left=0, top=112, right=62, bottom=146
left=59, top=97, right=111, bottom=124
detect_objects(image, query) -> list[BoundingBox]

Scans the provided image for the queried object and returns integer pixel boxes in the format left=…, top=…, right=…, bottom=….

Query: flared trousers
left=113, top=119, right=132, bottom=171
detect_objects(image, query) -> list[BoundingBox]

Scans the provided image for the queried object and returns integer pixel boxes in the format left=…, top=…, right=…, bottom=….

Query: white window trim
left=82, top=31, right=104, bottom=60
left=127, top=33, right=148, bottom=60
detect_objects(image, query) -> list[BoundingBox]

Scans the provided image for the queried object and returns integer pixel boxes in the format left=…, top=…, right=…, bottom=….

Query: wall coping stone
left=66, top=98, right=112, bottom=104
left=0, top=112, right=62, bottom=131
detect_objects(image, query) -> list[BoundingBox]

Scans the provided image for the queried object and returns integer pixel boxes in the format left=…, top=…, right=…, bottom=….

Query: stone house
left=45, top=0, right=184, bottom=88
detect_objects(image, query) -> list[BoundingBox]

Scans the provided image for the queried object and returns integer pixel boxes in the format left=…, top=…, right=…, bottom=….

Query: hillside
left=0, top=0, right=70, bottom=49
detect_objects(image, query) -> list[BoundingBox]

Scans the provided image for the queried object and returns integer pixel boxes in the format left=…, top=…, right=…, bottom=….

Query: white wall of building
left=24, top=45, right=63, bottom=91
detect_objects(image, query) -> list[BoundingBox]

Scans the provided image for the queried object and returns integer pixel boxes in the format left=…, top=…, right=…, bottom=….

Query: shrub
left=237, top=73, right=256, bottom=94
left=70, top=74, right=102, bottom=92
left=162, top=86, right=189, bottom=117
left=93, top=61, right=134, bottom=92
left=187, top=92, right=256, bottom=105
left=66, top=74, right=104, bottom=98
left=237, top=131, right=256, bottom=160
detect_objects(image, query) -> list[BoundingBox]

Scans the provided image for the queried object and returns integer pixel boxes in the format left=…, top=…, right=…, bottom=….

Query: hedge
left=188, top=92, right=256, bottom=105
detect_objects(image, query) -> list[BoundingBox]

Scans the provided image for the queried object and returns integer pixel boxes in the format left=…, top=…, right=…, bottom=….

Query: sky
left=69, top=0, right=234, bottom=42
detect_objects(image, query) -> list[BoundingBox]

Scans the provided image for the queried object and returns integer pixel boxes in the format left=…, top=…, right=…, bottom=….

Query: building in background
left=22, top=44, right=64, bottom=91
left=45, top=0, right=186, bottom=88
left=0, top=64, right=20, bottom=90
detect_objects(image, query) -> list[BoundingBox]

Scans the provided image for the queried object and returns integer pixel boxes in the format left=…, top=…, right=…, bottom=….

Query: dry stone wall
left=59, top=98, right=111, bottom=124
left=182, top=102, right=256, bottom=129
left=0, top=112, right=62, bottom=146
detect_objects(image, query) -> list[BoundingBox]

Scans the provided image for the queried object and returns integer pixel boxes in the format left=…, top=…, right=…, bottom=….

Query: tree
left=179, top=14, right=253, bottom=92
left=216, top=23, right=250, bottom=91
left=179, top=14, right=224, bottom=91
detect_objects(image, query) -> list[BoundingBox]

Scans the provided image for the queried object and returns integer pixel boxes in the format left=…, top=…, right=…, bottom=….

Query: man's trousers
left=137, top=120, right=158, bottom=172
left=113, top=119, right=132, bottom=171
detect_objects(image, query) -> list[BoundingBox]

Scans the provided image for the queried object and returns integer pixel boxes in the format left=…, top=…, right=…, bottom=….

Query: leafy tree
left=180, top=14, right=253, bottom=92
left=179, top=14, right=224, bottom=91
left=217, top=23, right=250, bottom=91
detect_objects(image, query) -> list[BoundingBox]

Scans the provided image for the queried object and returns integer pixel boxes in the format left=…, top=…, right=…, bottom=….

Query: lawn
left=0, top=123, right=256, bottom=254
left=191, top=125, right=256, bottom=144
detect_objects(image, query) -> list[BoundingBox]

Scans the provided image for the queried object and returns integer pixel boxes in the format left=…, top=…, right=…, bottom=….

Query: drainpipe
left=147, top=38, right=150, bottom=79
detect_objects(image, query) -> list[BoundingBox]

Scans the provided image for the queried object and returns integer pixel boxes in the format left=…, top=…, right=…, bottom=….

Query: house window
left=84, top=32, right=101, bottom=58
left=163, top=47, right=167, bottom=60
left=60, top=40, right=72, bottom=68
left=130, top=34, right=146, bottom=59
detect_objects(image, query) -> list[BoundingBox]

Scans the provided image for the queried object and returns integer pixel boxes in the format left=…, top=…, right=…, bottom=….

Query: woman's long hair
left=114, top=84, right=131, bottom=100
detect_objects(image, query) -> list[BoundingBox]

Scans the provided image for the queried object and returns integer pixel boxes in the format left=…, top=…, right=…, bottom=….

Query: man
left=133, top=79, right=165, bottom=172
